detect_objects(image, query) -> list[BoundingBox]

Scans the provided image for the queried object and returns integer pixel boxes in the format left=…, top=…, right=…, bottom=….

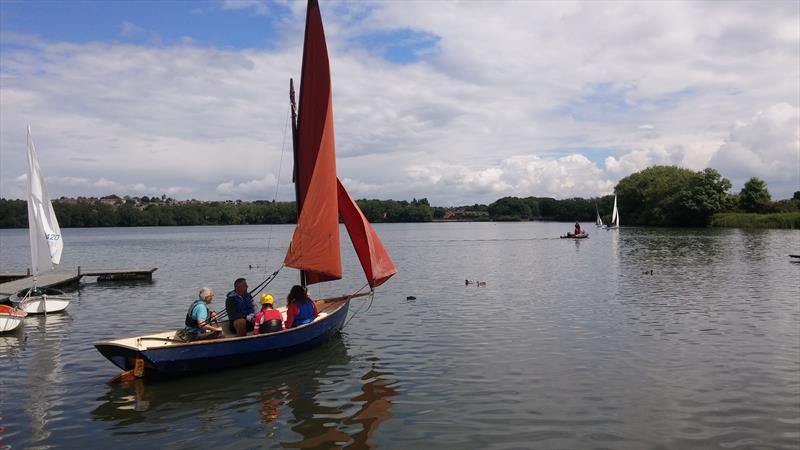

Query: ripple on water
left=0, top=224, right=798, bottom=449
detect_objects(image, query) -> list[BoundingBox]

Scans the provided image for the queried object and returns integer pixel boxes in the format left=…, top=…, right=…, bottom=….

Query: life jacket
left=293, top=301, right=315, bottom=327
left=184, top=299, right=207, bottom=328
left=254, top=308, right=283, bottom=334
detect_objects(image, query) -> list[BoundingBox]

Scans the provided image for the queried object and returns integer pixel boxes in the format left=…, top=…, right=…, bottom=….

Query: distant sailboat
left=595, top=201, right=604, bottom=228
left=606, top=194, right=620, bottom=229
left=15, top=126, right=71, bottom=314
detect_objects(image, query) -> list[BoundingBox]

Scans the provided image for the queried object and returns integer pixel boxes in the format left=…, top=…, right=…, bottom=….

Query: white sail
left=610, top=194, right=619, bottom=227
left=26, top=125, right=63, bottom=276
left=595, top=203, right=604, bottom=227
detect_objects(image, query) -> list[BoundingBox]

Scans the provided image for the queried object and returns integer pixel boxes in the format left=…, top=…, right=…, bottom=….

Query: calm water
left=0, top=223, right=798, bottom=449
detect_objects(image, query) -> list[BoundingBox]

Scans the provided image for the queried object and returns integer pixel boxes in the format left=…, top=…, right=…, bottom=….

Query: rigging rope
left=249, top=265, right=284, bottom=298
left=342, top=283, right=374, bottom=328
left=263, top=104, right=292, bottom=272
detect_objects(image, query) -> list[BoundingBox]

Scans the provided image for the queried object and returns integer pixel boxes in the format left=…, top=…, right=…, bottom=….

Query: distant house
left=442, top=209, right=489, bottom=221
left=100, top=195, right=122, bottom=207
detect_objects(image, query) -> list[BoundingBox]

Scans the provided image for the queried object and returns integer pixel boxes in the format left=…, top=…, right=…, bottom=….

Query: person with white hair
left=176, top=287, right=223, bottom=342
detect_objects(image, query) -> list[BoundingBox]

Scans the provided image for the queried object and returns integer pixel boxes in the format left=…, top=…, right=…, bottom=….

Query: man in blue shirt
left=225, top=278, right=256, bottom=337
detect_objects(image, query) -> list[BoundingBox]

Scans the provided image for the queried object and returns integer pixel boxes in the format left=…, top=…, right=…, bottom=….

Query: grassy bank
left=711, top=212, right=800, bottom=229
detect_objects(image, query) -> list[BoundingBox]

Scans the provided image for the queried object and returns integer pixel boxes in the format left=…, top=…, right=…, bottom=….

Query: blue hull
left=95, top=299, right=349, bottom=378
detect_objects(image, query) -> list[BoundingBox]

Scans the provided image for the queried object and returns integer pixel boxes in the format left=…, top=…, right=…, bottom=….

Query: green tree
left=616, top=165, right=731, bottom=226
left=739, top=177, right=772, bottom=213
left=677, top=168, right=733, bottom=226
left=488, top=197, right=531, bottom=220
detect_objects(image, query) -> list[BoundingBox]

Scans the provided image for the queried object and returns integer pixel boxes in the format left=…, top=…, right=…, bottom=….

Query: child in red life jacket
left=253, top=293, right=284, bottom=335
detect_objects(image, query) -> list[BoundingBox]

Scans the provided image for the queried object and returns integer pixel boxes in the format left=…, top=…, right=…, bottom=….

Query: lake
left=0, top=223, right=798, bottom=449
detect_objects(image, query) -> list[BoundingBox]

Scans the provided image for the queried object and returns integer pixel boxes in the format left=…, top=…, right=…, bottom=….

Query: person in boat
left=253, top=293, right=283, bottom=335
left=574, top=222, right=583, bottom=236
left=285, top=285, right=318, bottom=329
left=225, top=278, right=256, bottom=337
left=176, top=287, right=223, bottom=342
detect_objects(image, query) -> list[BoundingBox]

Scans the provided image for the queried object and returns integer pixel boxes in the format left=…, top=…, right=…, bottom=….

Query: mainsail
left=26, top=125, right=63, bottom=276
left=285, top=0, right=396, bottom=288
left=284, top=0, right=342, bottom=285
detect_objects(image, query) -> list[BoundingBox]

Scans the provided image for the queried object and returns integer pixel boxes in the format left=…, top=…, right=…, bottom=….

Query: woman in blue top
left=284, top=285, right=318, bottom=328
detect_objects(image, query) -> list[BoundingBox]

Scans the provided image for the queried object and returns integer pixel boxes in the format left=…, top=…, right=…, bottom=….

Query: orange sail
left=338, top=178, right=397, bottom=288
left=284, top=0, right=341, bottom=285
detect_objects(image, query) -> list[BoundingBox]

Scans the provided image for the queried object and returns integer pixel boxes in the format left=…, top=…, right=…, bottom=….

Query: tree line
left=0, top=197, right=435, bottom=228
left=1, top=166, right=798, bottom=228
left=485, top=167, right=798, bottom=226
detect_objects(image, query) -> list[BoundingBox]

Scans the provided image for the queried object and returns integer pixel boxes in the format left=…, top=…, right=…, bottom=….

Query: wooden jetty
left=0, top=268, right=157, bottom=301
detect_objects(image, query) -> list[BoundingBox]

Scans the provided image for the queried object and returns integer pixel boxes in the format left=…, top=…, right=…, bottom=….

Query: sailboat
left=606, top=194, right=620, bottom=229
left=94, top=0, right=397, bottom=379
left=14, top=126, right=71, bottom=314
left=0, top=305, right=27, bottom=333
left=595, top=201, right=604, bottom=228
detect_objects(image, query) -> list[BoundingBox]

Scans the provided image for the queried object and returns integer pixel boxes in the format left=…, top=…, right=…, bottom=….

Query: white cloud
left=216, top=174, right=281, bottom=197
left=604, top=145, right=679, bottom=176
left=1, top=1, right=797, bottom=203
left=220, top=0, right=269, bottom=16
left=708, top=103, right=800, bottom=197
left=118, top=21, right=161, bottom=44
left=13, top=174, right=193, bottom=198
left=120, top=21, right=144, bottom=37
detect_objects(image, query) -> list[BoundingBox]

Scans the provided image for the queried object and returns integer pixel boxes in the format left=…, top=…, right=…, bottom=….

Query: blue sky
left=1, top=1, right=436, bottom=61
left=0, top=0, right=797, bottom=203
left=1, top=1, right=287, bottom=49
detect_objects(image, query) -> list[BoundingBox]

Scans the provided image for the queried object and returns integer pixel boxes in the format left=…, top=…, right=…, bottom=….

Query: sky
left=1, top=0, right=798, bottom=205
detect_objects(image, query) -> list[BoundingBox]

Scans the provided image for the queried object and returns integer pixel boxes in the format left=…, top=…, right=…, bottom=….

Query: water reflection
left=0, top=330, right=26, bottom=450
left=0, top=330, right=25, bottom=359
left=25, top=314, right=69, bottom=447
left=92, top=337, right=398, bottom=448
left=282, top=357, right=399, bottom=450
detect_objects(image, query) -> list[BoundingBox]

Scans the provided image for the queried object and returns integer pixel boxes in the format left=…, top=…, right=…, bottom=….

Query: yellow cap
left=260, top=293, right=274, bottom=305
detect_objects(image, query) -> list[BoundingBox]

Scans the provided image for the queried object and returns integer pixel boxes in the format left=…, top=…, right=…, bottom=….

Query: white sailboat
left=0, top=305, right=27, bottom=332
left=595, top=201, right=604, bottom=228
left=15, top=126, right=71, bottom=314
left=606, top=194, right=620, bottom=229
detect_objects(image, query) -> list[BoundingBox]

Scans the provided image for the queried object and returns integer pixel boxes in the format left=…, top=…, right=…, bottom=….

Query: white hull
left=0, top=314, right=24, bottom=332
left=18, top=295, right=70, bottom=314
left=0, top=305, right=27, bottom=332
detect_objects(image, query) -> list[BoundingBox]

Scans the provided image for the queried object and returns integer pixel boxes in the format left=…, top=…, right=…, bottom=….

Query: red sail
left=284, top=0, right=341, bottom=285
left=338, top=178, right=398, bottom=288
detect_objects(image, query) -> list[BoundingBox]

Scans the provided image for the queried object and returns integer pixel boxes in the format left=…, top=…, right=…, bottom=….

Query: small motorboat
left=561, top=232, right=589, bottom=239
left=0, top=304, right=27, bottom=332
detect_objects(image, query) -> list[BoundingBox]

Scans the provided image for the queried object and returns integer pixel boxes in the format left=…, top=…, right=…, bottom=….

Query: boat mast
left=289, top=78, right=307, bottom=287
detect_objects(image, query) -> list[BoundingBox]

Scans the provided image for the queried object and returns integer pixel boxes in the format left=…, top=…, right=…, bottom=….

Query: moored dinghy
left=0, top=305, right=27, bottom=333
left=15, top=126, right=70, bottom=314
left=94, top=0, right=397, bottom=379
